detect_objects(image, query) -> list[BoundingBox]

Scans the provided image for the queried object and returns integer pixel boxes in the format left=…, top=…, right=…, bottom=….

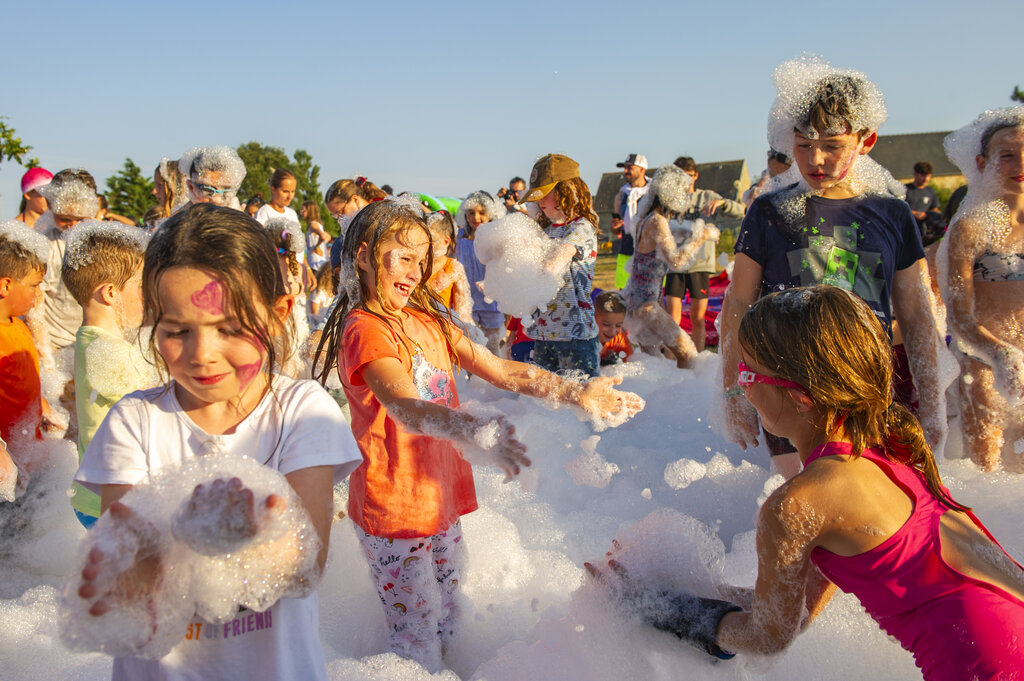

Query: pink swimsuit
left=808, top=442, right=1024, bottom=681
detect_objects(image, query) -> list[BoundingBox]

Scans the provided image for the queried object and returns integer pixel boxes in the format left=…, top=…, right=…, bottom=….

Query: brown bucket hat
left=521, top=154, right=580, bottom=202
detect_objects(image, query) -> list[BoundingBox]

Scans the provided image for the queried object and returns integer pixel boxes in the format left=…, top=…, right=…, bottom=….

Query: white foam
left=0, top=219, right=50, bottom=265
left=61, top=219, right=149, bottom=271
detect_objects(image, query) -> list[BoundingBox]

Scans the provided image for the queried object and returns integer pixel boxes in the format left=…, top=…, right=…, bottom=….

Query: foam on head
left=62, top=220, right=149, bottom=273
left=944, top=107, right=1024, bottom=187
left=0, top=219, right=50, bottom=275
left=263, top=217, right=305, bottom=255
left=635, top=165, right=695, bottom=222
left=37, top=170, right=99, bottom=219
left=177, top=146, right=246, bottom=188
left=768, top=54, right=887, bottom=155
left=456, top=191, right=507, bottom=229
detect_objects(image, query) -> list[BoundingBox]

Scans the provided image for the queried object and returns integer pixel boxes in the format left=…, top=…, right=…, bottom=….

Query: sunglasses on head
left=737, top=361, right=811, bottom=397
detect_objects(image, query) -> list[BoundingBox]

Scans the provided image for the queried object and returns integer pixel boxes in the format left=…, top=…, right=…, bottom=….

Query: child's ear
left=355, top=243, right=372, bottom=273
left=787, top=388, right=815, bottom=413
left=859, top=131, right=879, bottom=155
left=0, top=277, right=11, bottom=298
left=976, top=154, right=987, bottom=173
left=272, top=294, right=294, bottom=323
left=98, top=283, right=118, bottom=306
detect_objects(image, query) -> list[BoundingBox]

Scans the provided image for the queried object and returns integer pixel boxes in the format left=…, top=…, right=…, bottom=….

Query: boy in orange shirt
left=0, top=220, right=54, bottom=449
left=595, top=291, right=633, bottom=366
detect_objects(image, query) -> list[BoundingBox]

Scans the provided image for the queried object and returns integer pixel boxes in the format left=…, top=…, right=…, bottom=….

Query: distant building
left=869, top=131, right=965, bottom=198
left=593, top=159, right=750, bottom=243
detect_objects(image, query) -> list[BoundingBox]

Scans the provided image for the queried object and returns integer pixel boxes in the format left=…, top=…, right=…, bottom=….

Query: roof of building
left=869, top=131, right=960, bottom=178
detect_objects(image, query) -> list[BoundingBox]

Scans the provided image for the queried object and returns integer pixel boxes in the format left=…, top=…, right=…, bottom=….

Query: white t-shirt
left=254, top=204, right=299, bottom=226
left=76, top=376, right=362, bottom=681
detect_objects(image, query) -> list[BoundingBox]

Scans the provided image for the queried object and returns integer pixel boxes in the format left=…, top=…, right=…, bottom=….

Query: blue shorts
left=532, top=338, right=600, bottom=378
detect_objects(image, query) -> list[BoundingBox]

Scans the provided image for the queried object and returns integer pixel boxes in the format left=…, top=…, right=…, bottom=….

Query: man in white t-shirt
left=610, top=153, right=650, bottom=289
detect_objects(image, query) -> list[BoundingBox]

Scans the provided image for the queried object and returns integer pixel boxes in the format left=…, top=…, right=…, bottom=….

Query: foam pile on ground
left=0, top=350, right=1021, bottom=679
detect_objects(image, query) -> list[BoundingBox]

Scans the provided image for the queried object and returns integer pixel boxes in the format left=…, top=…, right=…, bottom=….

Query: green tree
left=105, top=158, right=155, bottom=224
left=235, top=142, right=337, bottom=236
left=1013, top=86, right=1024, bottom=103
left=0, top=116, right=38, bottom=168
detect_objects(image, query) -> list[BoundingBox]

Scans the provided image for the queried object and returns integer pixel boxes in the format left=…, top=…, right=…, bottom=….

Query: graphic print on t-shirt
left=784, top=219, right=885, bottom=304
left=412, top=351, right=454, bottom=407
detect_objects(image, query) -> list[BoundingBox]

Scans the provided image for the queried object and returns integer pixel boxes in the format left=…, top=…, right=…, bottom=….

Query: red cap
left=20, top=167, right=53, bottom=195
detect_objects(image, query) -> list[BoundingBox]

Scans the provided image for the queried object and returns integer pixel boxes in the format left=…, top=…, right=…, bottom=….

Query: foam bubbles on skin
left=473, top=212, right=568, bottom=318
left=60, top=452, right=320, bottom=659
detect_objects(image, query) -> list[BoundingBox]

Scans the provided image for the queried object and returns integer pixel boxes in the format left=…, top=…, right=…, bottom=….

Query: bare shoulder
left=759, top=462, right=846, bottom=540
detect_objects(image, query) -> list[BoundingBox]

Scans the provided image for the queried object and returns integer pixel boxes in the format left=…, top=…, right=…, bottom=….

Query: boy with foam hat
left=61, top=220, right=155, bottom=527
left=0, top=219, right=55, bottom=453
left=720, top=55, right=954, bottom=477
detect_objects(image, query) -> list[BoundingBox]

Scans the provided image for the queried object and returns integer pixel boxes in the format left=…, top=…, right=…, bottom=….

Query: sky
left=1, top=0, right=1022, bottom=216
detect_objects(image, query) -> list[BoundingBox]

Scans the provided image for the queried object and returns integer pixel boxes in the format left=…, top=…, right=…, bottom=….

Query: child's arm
left=455, top=335, right=644, bottom=420
left=650, top=214, right=720, bottom=272
left=449, top=260, right=476, bottom=324
left=361, top=356, right=531, bottom=477
left=719, top=254, right=764, bottom=449
left=891, top=259, right=953, bottom=448
left=542, top=242, right=578, bottom=275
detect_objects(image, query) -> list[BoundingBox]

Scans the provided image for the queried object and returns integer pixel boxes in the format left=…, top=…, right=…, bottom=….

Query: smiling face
left=978, top=126, right=1024, bottom=195
left=357, top=226, right=431, bottom=313
left=792, top=128, right=874, bottom=197
left=596, top=310, right=625, bottom=344
left=466, top=205, right=489, bottom=230
left=154, top=267, right=267, bottom=411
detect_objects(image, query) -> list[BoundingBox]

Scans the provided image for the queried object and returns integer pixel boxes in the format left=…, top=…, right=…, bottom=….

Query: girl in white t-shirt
left=73, top=204, right=361, bottom=681
left=254, top=169, right=299, bottom=226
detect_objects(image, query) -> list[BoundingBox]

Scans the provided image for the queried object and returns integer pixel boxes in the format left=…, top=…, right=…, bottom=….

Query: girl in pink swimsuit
left=590, top=285, right=1024, bottom=679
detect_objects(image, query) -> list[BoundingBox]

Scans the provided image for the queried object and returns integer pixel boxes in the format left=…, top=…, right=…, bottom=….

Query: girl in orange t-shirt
left=424, top=210, right=473, bottom=325
left=315, top=199, right=643, bottom=672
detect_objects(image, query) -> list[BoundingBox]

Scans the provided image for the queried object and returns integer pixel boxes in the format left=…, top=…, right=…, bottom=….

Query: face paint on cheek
left=190, top=280, right=226, bottom=315
left=834, top=147, right=859, bottom=183
left=237, top=361, right=262, bottom=387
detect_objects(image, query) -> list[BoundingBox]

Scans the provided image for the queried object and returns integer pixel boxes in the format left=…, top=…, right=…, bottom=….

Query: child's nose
left=189, top=330, right=215, bottom=363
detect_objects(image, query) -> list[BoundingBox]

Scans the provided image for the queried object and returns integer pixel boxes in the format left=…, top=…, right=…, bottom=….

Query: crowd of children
left=0, top=53, right=1022, bottom=680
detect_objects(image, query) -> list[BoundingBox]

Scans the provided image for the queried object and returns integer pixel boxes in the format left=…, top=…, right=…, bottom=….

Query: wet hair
left=0, top=233, right=46, bottom=281
left=799, top=75, right=871, bottom=138
left=426, top=210, right=456, bottom=257
left=269, top=168, right=296, bottom=189
left=143, top=203, right=290, bottom=383
left=980, top=121, right=1024, bottom=158
left=536, top=177, right=598, bottom=229
left=314, top=199, right=459, bottom=385
left=62, top=228, right=146, bottom=306
left=913, top=161, right=933, bottom=175
left=673, top=156, right=697, bottom=173
left=324, top=177, right=387, bottom=206
left=154, top=159, right=189, bottom=220
left=313, top=261, right=335, bottom=296
left=595, top=290, right=626, bottom=315
left=738, top=285, right=966, bottom=511
left=53, top=168, right=98, bottom=193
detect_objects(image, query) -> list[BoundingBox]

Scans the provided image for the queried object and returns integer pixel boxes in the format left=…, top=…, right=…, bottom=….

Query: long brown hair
left=314, top=200, right=460, bottom=385
left=738, top=285, right=966, bottom=511
left=324, top=177, right=387, bottom=206
left=536, top=177, right=598, bottom=229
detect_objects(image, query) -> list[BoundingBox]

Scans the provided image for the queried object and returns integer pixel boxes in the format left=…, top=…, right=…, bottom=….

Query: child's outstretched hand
left=78, top=502, right=164, bottom=619
left=578, top=376, right=644, bottom=422
left=171, top=477, right=286, bottom=556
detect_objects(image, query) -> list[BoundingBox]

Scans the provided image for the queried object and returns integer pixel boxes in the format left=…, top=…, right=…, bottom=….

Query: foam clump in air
left=177, top=146, right=246, bottom=188
left=473, top=212, right=569, bottom=318
left=60, top=452, right=320, bottom=659
left=0, top=219, right=50, bottom=266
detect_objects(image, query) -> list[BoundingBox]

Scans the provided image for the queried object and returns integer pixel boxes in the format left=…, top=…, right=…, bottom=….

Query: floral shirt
left=527, top=217, right=598, bottom=341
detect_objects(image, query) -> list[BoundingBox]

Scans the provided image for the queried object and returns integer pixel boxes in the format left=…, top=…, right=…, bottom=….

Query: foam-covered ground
left=2, top=352, right=1021, bottom=680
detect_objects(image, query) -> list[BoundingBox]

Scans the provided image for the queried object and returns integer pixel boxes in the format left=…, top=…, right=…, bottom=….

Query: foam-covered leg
left=958, top=360, right=1004, bottom=471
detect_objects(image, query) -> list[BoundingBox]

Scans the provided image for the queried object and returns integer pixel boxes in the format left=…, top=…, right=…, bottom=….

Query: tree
left=105, top=158, right=154, bottom=224
left=1013, top=86, right=1024, bottom=103
left=236, top=142, right=338, bottom=236
left=0, top=116, right=38, bottom=168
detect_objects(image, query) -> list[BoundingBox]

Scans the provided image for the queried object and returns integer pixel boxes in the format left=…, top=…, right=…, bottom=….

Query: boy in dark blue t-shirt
left=720, top=58, right=950, bottom=478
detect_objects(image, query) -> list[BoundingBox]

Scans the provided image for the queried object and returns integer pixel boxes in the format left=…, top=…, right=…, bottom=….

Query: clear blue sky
left=2, top=0, right=1022, bottom=216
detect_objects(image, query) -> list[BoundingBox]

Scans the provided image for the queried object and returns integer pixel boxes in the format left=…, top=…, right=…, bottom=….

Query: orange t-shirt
left=0, top=317, right=42, bottom=444
left=340, top=308, right=475, bottom=538
left=428, top=258, right=456, bottom=308
left=600, top=330, right=633, bottom=363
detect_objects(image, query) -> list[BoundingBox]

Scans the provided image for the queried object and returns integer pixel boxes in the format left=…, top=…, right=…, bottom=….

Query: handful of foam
left=60, top=452, right=320, bottom=659
left=473, top=212, right=569, bottom=318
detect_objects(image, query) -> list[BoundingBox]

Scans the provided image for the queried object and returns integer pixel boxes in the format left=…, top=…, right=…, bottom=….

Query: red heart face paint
left=190, top=280, right=226, bottom=315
